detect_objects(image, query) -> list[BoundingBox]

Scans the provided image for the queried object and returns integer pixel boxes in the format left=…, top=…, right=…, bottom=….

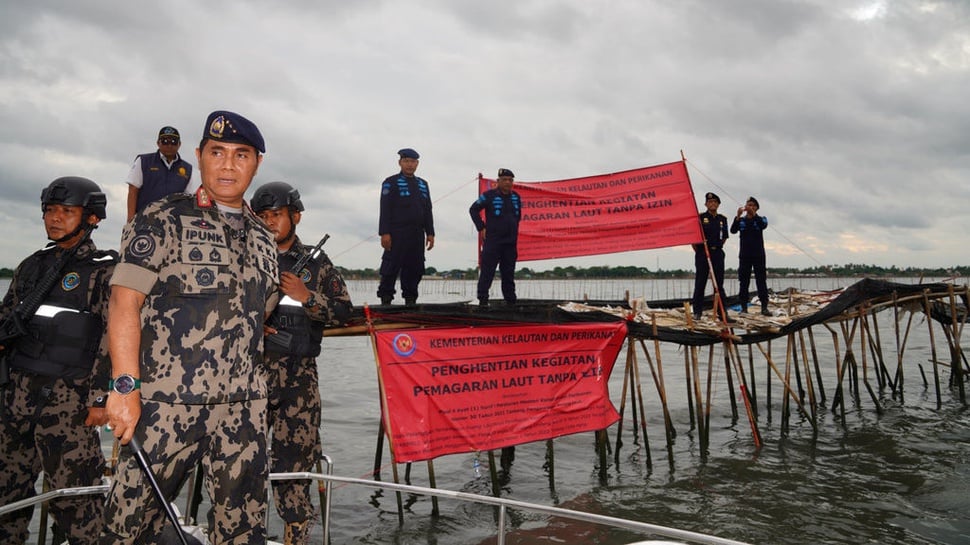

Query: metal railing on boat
left=0, top=467, right=750, bottom=545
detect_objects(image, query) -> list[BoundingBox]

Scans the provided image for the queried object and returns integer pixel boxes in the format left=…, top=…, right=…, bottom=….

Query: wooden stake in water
left=613, top=338, right=635, bottom=465
left=797, top=330, right=817, bottom=424
left=629, top=340, right=652, bottom=470
left=650, top=315, right=676, bottom=441
left=947, top=285, right=966, bottom=403
left=808, top=327, right=826, bottom=404
left=922, top=292, right=942, bottom=408
left=689, top=346, right=708, bottom=452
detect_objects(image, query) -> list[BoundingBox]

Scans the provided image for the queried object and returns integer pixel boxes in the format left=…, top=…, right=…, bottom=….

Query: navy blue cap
left=203, top=110, right=265, bottom=153
left=158, top=126, right=180, bottom=139
left=704, top=192, right=720, bottom=203
left=497, top=168, right=514, bottom=178
left=398, top=148, right=419, bottom=159
left=747, top=196, right=760, bottom=209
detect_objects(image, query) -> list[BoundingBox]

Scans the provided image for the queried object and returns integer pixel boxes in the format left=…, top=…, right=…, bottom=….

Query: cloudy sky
left=1, top=0, right=967, bottom=274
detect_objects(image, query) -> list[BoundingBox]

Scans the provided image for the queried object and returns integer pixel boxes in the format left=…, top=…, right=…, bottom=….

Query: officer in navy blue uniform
left=470, top=168, right=522, bottom=307
left=377, top=148, right=435, bottom=307
left=731, top=196, right=770, bottom=315
left=691, top=192, right=729, bottom=320
left=125, top=126, right=194, bottom=221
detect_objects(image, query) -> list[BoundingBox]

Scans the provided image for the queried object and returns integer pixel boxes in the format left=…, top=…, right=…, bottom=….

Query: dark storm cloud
left=0, top=0, right=967, bottom=273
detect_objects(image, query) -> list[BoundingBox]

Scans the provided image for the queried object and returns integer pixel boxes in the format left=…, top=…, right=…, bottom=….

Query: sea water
left=5, top=277, right=969, bottom=544
left=323, top=277, right=969, bottom=545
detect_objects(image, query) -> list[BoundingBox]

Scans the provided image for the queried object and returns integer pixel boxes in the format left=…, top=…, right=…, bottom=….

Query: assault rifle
left=0, top=224, right=97, bottom=421
left=266, top=234, right=330, bottom=351
left=290, top=234, right=329, bottom=274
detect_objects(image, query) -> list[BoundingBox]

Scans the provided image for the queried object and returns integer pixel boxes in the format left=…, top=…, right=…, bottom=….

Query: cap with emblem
left=497, top=168, right=514, bottom=178
left=203, top=110, right=265, bottom=153
left=705, top=192, right=720, bottom=204
left=398, top=148, right=419, bottom=159
left=158, top=126, right=180, bottom=139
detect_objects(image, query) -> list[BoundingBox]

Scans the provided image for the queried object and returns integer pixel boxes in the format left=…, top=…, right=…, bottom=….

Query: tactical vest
left=9, top=250, right=114, bottom=379
left=264, top=251, right=324, bottom=358
left=135, top=152, right=193, bottom=213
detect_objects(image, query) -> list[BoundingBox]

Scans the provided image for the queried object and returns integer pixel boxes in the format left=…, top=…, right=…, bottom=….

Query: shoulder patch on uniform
left=128, top=234, right=156, bottom=259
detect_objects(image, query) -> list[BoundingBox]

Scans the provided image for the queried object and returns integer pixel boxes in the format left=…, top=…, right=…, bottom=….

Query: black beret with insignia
left=203, top=110, right=265, bottom=153
left=705, top=192, right=720, bottom=204
left=398, top=148, right=419, bottom=159
left=497, top=168, right=515, bottom=178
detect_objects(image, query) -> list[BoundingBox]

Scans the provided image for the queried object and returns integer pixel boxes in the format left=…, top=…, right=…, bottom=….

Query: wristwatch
left=109, top=374, right=141, bottom=395
left=303, top=294, right=317, bottom=309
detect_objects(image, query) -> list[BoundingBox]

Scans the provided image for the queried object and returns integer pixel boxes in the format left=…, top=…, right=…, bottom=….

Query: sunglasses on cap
left=159, top=138, right=180, bottom=145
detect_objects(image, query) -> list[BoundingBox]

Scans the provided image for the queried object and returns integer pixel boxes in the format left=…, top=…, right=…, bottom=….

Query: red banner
left=478, top=160, right=703, bottom=262
left=374, top=322, right=627, bottom=463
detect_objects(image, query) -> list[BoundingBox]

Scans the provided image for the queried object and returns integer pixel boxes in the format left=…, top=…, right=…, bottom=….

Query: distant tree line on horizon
left=335, top=263, right=969, bottom=281
left=2, top=263, right=966, bottom=281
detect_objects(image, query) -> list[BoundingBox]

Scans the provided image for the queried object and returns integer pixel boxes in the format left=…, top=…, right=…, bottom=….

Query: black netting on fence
left=343, top=278, right=964, bottom=347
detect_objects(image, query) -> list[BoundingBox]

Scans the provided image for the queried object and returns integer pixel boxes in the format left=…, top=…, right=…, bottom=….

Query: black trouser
left=477, top=242, right=517, bottom=303
left=692, top=249, right=725, bottom=314
left=377, top=229, right=426, bottom=300
left=738, top=254, right=769, bottom=311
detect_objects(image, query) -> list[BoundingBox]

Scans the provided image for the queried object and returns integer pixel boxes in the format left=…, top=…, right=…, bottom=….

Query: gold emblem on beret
left=209, top=115, right=226, bottom=139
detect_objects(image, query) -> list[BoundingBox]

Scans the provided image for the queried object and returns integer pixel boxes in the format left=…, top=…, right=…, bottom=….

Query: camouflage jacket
left=111, top=193, right=279, bottom=404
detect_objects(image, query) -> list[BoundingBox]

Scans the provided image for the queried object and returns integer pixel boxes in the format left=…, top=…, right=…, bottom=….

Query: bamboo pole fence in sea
left=604, top=280, right=968, bottom=464
left=334, top=278, right=968, bottom=502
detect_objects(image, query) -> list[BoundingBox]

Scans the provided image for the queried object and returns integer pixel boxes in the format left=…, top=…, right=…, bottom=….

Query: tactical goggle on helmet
left=41, top=176, right=107, bottom=219
left=250, top=181, right=304, bottom=214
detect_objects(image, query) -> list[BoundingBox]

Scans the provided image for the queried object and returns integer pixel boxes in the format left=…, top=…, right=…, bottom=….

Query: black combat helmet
left=41, top=176, right=107, bottom=219
left=250, top=181, right=304, bottom=213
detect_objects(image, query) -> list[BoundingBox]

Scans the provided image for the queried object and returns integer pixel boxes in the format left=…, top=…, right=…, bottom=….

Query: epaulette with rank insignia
left=196, top=187, right=214, bottom=208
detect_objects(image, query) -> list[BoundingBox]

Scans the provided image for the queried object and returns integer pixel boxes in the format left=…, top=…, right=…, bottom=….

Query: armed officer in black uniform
left=691, top=192, right=729, bottom=320
left=251, top=181, right=352, bottom=545
left=377, top=148, right=435, bottom=307
left=0, top=177, right=115, bottom=545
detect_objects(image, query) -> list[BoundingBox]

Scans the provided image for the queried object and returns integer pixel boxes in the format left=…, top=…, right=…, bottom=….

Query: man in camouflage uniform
left=251, top=181, right=352, bottom=545
left=0, top=177, right=114, bottom=545
left=101, top=111, right=279, bottom=545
